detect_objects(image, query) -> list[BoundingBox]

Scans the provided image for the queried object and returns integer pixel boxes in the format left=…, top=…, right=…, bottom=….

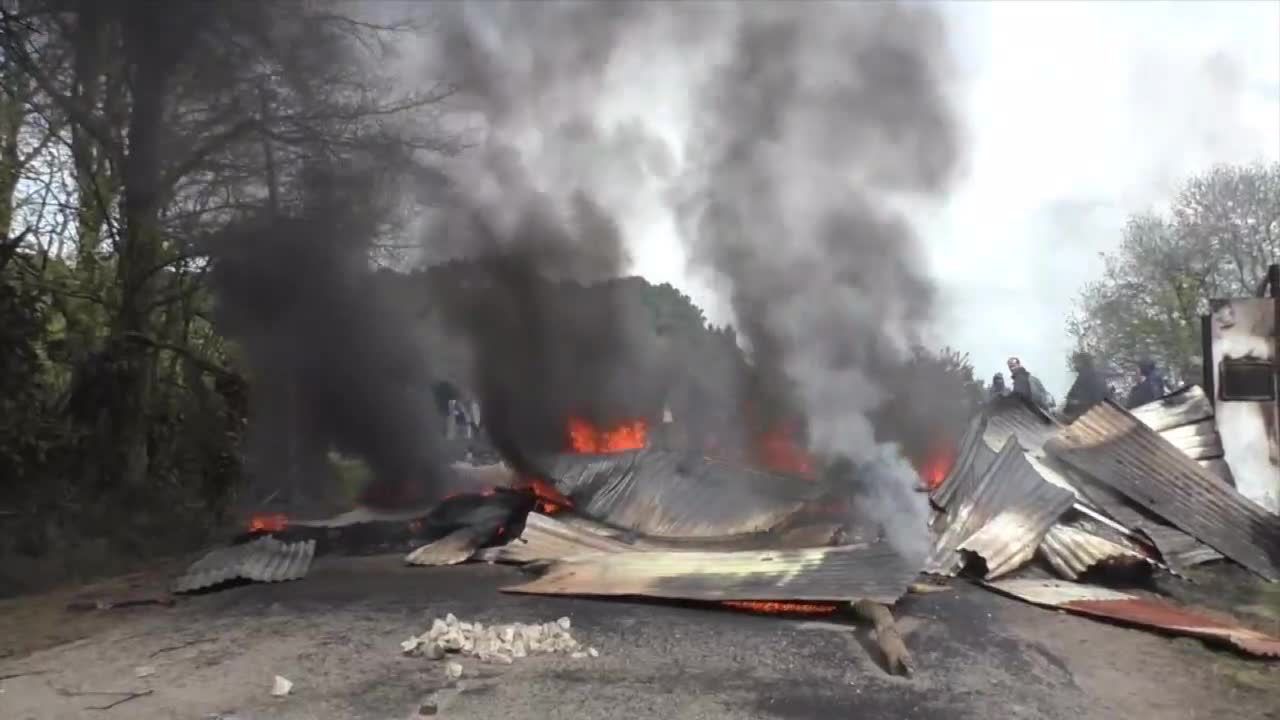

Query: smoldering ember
left=1, top=2, right=1279, bottom=720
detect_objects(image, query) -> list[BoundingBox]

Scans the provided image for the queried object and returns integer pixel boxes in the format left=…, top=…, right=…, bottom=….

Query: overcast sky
left=621, top=1, right=1280, bottom=398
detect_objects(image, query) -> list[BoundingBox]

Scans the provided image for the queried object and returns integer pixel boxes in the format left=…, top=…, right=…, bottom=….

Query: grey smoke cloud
left=413, top=2, right=673, bottom=463
left=664, top=5, right=963, bottom=551
left=407, top=2, right=965, bottom=543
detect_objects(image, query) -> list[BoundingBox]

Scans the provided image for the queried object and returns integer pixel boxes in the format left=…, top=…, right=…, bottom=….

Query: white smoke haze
left=380, top=1, right=963, bottom=553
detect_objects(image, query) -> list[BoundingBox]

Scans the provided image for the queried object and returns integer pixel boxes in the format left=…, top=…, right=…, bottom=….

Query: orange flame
left=722, top=600, right=839, bottom=615
left=756, top=425, right=815, bottom=479
left=248, top=513, right=289, bottom=534
left=918, top=440, right=957, bottom=491
left=518, top=474, right=574, bottom=514
left=567, top=417, right=648, bottom=453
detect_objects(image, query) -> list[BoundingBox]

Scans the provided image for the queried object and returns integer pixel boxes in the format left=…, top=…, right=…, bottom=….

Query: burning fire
left=756, top=425, right=816, bottom=479
left=248, top=512, right=289, bottom=534
left=567, top=416, right=648, bottom=454
left=518, top=474, right=574, bottom=514
left=722, top=600, right=838, bottom=615
left=918, top=440, right=957, bottom=491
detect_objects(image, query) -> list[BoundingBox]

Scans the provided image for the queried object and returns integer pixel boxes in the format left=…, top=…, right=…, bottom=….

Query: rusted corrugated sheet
left=1037, top=518, right=1152, bottom=580
left=535, top=450, right=822, bottom=538
left=1047, top=400, right=1280, bottom=580
left=987, top=578, right=1280, bottom=657
left=504, top=542, right=917, bottom=604
left=926, top=437, right=1076, bottom=579
left=173, top=537, right=315, bottom=593
left=475, top=512, right=635, bottom=564
left=984, top=395, right=1061, bottom=454
left=932, top=413, right=996, bottom=511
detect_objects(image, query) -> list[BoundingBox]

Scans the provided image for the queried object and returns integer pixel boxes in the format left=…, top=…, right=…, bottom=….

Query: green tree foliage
left=0, top=0, right=451, bottom=583
left=1068, top=162, right=1280, bottom=389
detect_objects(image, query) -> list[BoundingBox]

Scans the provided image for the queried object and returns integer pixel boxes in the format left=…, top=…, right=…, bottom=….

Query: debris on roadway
left=402, top=613, right=595, bottom=665
left=270, top=675, right=293, bottom=697
left=169, top=385, right=1280, bottom=678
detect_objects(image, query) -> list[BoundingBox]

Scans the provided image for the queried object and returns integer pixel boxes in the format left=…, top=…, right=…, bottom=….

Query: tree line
left=0, top=0, right=455, bottom=571
left=1068, top=162, right=1279, bottom=392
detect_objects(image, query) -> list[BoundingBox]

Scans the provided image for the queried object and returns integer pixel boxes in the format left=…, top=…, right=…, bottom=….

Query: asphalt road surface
left=1, top=555, right=1277, bottom=720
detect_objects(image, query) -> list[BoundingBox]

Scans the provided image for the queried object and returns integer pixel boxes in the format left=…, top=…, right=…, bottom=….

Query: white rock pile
left=401, top=613, right=599, bottom=666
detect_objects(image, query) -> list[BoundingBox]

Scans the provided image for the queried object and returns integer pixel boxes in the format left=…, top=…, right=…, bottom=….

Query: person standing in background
left=469, top=398, right=482, bottom=437
left=1007, top=356, right=1054, bottom=411
left=1063, top=351, right=1110, bottom=421
left=989, top=372, right=1007, bottom=400
left=1125, top=358, right=1167, bottom=409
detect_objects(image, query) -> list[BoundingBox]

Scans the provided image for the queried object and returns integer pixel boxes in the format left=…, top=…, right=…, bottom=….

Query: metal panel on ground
left=987, top=578, right=1280, bottom=657
left=476, top=512, right=637, bottom=564
left=1046, top=400, right=1280, bottom=580
left=1037, top=517, right=1152, bottom=580
left=1067, top=472, right=1223, bottom=571
left=535, top=450, right=823, bottom=538
left=174, top=537, right=315, bottom=593
left=504, top=542, right=917, bottom=604
left=926, top=437, right=1076, bottom=579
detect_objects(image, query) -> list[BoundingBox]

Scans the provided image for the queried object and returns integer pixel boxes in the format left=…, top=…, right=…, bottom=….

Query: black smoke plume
left=418, top=2, right=671, bottom=466
left=210, top=164, right=443, bottom=507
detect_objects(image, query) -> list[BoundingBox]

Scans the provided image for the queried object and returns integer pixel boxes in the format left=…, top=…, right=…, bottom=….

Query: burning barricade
left=174, top=393, right=1280, bottom=675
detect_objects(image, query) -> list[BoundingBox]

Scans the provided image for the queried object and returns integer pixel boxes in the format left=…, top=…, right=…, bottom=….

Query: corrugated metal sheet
left=291, top=505, right=436, bottom=529
left=987, top=578, right=1280, bottom=657
left=504, top=542, right=917, bottom=604
left=1198, top=458, right=1235, bottom=485
left=1037, top=518, right=1152, bottom=580
left=475, top=512, right=635, bottom=564
left=1156, top=420, right=1224, bottom=460
left=1136, top=524, right=1225, bottom=568
left=173, top=537, right=315, bottom=593
left=1067, top=471, right=1222, bottom=572
left=1130, top=387, right=1233, bottom=481
left=926, top=437, right=1076, bottom=579
left=984, top=395, right=1062, bottom=454
left=932, top=413, right=997, bottom=511
left=1129, top=385, right=1214, bottom=433
left=1046, top=400, right=1280, bottom=581
left=535, top=450, right=823, bottom=538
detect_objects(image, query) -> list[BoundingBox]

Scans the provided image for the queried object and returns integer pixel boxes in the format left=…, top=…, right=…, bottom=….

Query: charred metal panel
left=1065, top=469, right=1222, bottom=571
left=1047, top=400, right=1280, bottom=580
left=534, top=449, right=822, bottom=538
left=505, top=542, right=917, bottom=604
left=475, top=512, right=637, bottom=564
left=1038, top=517, right=1152, bottom=580
left=1208, top=297, right=1279, bottom=513
left=173, top=537, right=315, bottom=593
left=926, top=437, right=1076, bottom=579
